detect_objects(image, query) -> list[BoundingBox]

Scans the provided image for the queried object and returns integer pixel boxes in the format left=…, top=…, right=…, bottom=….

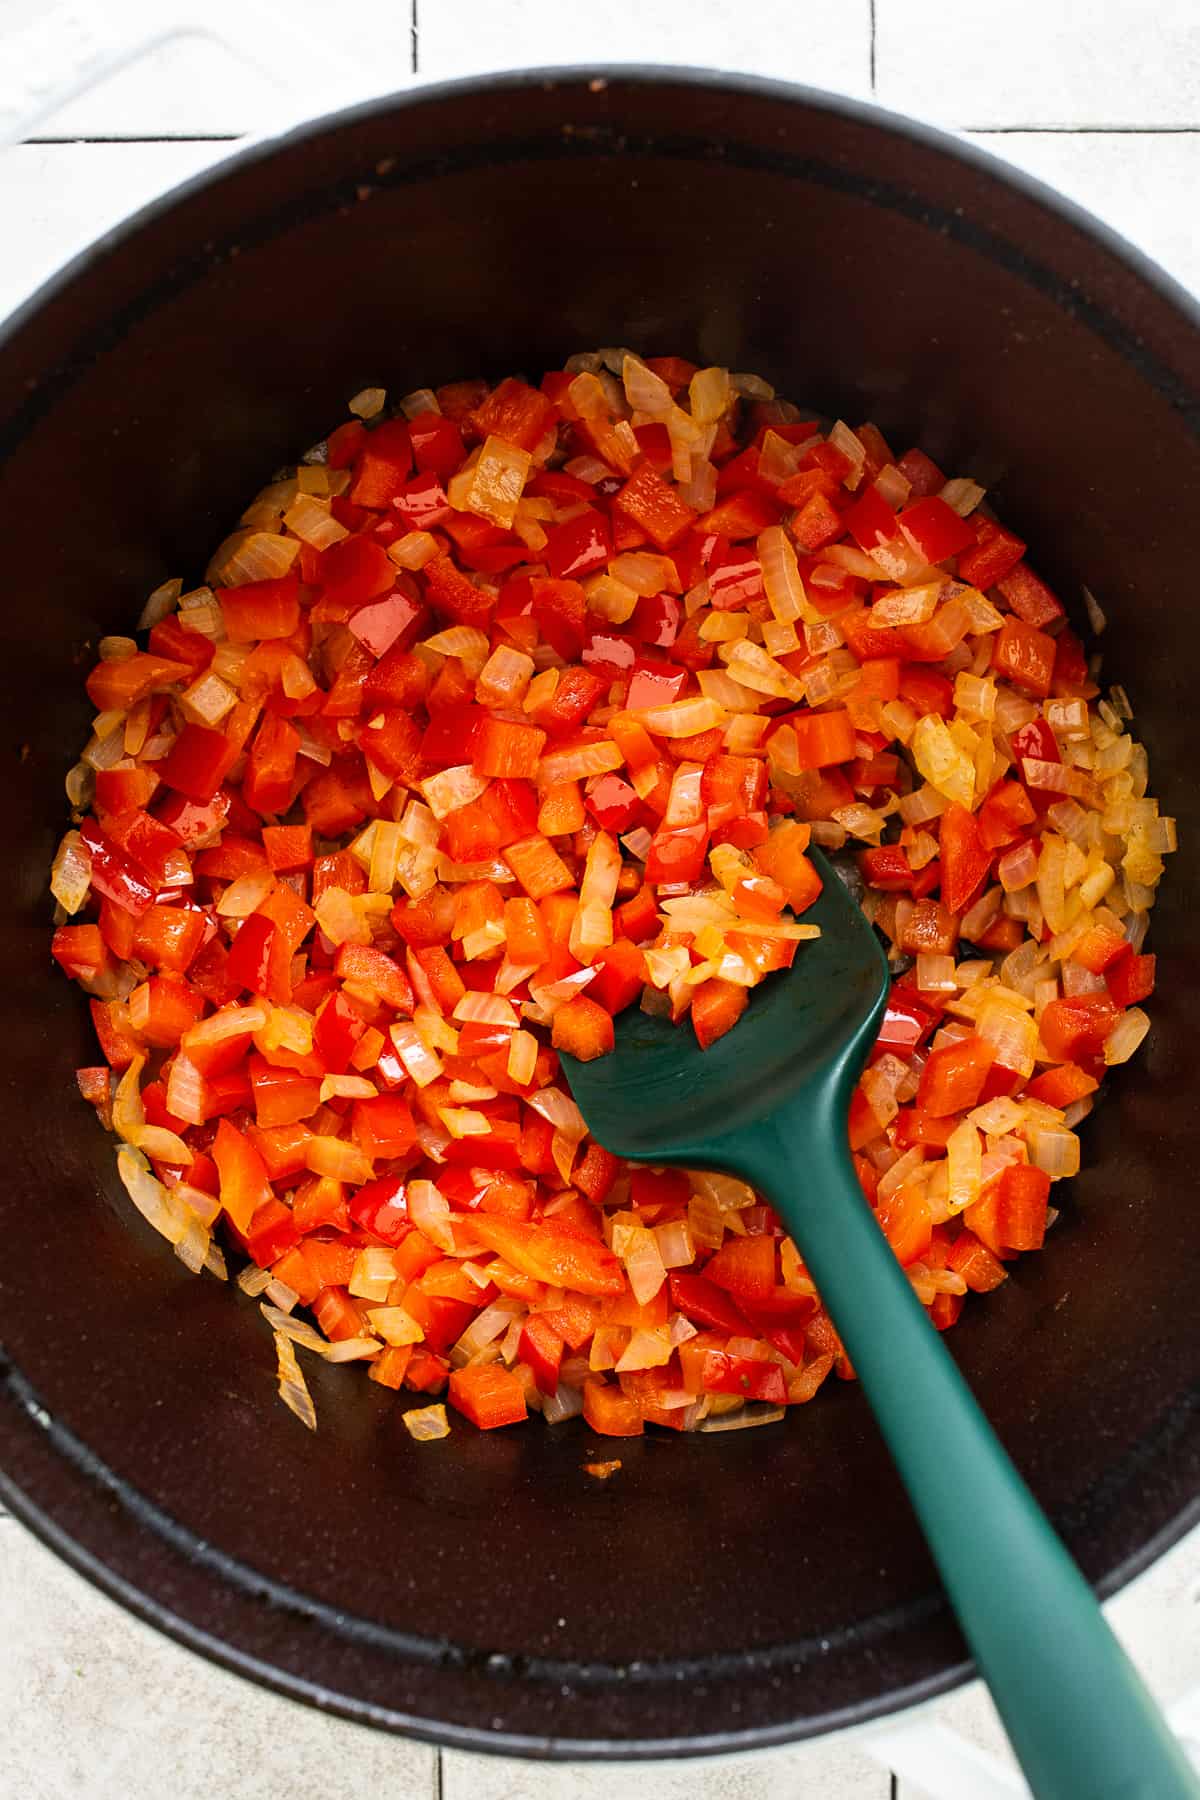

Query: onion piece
left=404, top=1404, right=451, bottom=1440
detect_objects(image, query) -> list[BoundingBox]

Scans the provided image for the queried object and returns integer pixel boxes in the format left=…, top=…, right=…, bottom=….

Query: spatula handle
left=743, top=1092, right=1199, bottom=1800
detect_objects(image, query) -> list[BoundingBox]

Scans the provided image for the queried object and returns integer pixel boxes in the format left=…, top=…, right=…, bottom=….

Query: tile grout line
left=23, top=134, right=242, bottom=144
left=869, top=0, right=876, bottom=93
left=411, top=0, right=419, bottom=76
left=433, top=1744, right=443, bottom=1800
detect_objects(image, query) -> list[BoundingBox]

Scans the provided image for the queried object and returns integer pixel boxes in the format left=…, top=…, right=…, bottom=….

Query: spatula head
left=561, top=848, right=891, bottom=1164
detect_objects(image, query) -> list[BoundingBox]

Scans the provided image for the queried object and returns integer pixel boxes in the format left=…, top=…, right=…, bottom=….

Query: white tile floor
left=3, top=3, right=1200, bottom=1796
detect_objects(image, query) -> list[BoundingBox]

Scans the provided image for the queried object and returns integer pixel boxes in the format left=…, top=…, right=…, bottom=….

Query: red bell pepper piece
left=218, top=574, right=300, bottom=643
left=1106, top=948, right=1156, bottom=1008
left=703, top=1234, right=775, bottom=1307
left=518, top=1316, right=565, bottom=1396
left=160, top=724, right=238, bottom=803
left=587, top=940, right=647, bottom=1015
left=469, top=377, right=557, bottom=454
left=859, top=846, right=914, bottom=892
left=917, top=1034, right=996, bottom=1117
left=700, top=1351, right=787, bottom=1404
left=225, top=914, right=276, bottom=996
left=997, top=562, right=1065, bottom=629
left=314, top=990, right=367, bottom=1073
left=348, top=419, right=413, bottom=508
left=957, top=516, right=1026, bottom=590
left=78, top=817, right=156, bottom=916
left=843, top=482, right=900, bottom=551
left=472, top=716, right=546, bottom=780
left=978, top=779, right=1037, bottom=850
left=551, top=995, right=615, bottom=1062
left=875, top=992, right=938, bottom=1056
left=995, top=1164, right=1051, bottom=1252
left=991, top=618, right=1056, bottom=697
left=85, top=651, right=191, bottom=714
left=212, top=1117, right=273, bottom=1234
left=449, top=1364, right=528, bottom=1429
left=645, top=820, right=709, bottom=885
left=626, top=660, right=688, bottom=712
left=245, top=1197, right=301, bottom=1268
left=690, top=978, right=749, bottom=1050
left=320, top=535, right=394, bottom=609
left=938, top=802, right=991, bottom=914
left=544, top=510, right=612, bottom=581
left=897, top=496, right=976, bottom=563
left=392, top=471, right=453, bottom=531
left=351, top=1093, right=417, bottom=1160
left=668, top=1271, right=753, bottom=1335
left=1040, top=996, right=1120, bottom=1061
left=615, top=464, right=695, bottom=549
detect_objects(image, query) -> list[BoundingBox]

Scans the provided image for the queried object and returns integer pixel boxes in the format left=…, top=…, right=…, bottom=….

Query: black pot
left=2, top=69, right=1198, bottom=1760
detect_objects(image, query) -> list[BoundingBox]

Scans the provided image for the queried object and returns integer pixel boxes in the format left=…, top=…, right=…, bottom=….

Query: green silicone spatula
left=561, top=846, right=1197, bottom=1800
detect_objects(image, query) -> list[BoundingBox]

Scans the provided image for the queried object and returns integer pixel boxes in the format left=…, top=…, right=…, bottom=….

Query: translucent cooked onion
left=50, top=830, right=92, bottom=914
left=207, top=528, right=299, bottom=587
left=408, top=1178, right=455, bottom=1250
left=404, top=1403, right=451, bottom=1440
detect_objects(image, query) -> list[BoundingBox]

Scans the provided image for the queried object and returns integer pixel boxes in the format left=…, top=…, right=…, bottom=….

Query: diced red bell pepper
left=898, top=496, right=976, bottom=563
left=668, top=1271, right=752, bottom=1335
left=843, top=482, right=900, bottom=551
left=998, top=562, right=1065, bottom=629
left=978, top=779, right=1037, bottom=851
left=160, top=724, right=238, bottom=803
left=704, top=1234, right=775, bottom=1307
left=1106, top=948, right=1156, bottom=1008
left=1040, top=995, right=1120, bottom=1062
left=133, top=904, right=207, bottom=975
left=52, top=924, right=112, bottom=984
left=225, top=914, right=277, bottom=996
left=245, top=1197, right=301, bottom=1268
left=957, top=516, right=1026, bottom=590
left=470, top=377, right=557, bottom=454
left=690, top=978, right=749, bottom=1050
left=314, top=990, right=367, bottom=1074
left=467, top=1215, right=624, bottom=1297
left=938, top=802, right=990, bottom=915
left=351, top=1093, right=417, bottom=1160
left=615, top=464, right=695, bottom=549
left=212, top=1116, right=273, bottom=1234
left=320, top=535, right=395, bottom=609
left=248, top=1055, right=321, bottom=1128
left=785, top=709, right=857, bottom=770
left=875, top=991, right=938, bottom=1056
left=700, top=1351, right=787, bottom=1403
left=587, top=939, right=647, bottom=1015
left=78, top=817, right=156, bottom=916
left=544, top=510, right=612, bottom=581
left=875, top=1183, right=933, bottom=1266
left=518, top=1315, right=565, bottom=1396
left=472, top=716, right=546, bottom=780
left=860, top=846, right=914, bottom=892
left=393, top=471, right=453, bottom=531
left=626, top=659, right=688, bottom=712
left=991, top=619, right=1056, bottom=697
left=219, top=574, right=300, bottom=643
left=583, top=1377, right=643, bottom=1437
left=85, top=651, right=192, bottom=714
left=348, top=419, right=413, bottom=508
left=946, top=1230, right=1008, bottom=1293
left=347, top=1172, right=409, bottom=1243
left=917, top=1034, right=995, bottom=1117
left=552, top=995, right=615, bottom=1062
left=645, top=820, right=709, bottom=885
left=995, top=1163, right=1051, bottom=1251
